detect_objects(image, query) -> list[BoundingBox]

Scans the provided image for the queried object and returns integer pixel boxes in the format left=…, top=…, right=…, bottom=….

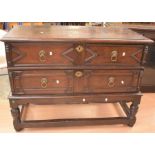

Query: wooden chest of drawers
left=1, top=26, right=153, bottom=131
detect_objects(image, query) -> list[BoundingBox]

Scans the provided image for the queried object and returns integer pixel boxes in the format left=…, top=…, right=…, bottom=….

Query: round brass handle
left=111, top=51, right=118, bottom=62
left=108, top=77, right=115, bottom=87
left=75, top=71, right=83, bottom=77
left=39, top=50, right=46, bottom=62
left=75, top=45, right=84, bottom=53
left=41, top=78, right=48, bottom=88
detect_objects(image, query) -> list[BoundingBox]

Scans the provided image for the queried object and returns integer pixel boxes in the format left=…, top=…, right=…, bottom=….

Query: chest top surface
left=1, top=25, right=153, bottom=44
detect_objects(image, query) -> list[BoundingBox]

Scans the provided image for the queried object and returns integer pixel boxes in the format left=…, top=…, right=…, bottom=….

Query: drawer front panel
left=9, top=43, right=74, bottom=66
left=11, top=70, right=74, bottom=95
left=10, top=94, right=142, bottom=105
left=77, top=70, right=140, bottom=93
left=10, top=69, right=141, bottom=95
left=8, top=43, right=144, bottom=67
left=86, top=44, right=144, bottom=66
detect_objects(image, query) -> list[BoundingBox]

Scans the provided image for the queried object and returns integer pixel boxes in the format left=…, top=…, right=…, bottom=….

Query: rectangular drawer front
left=9, top=43, right=73, bottom=66
left=80, top=70, right=140, bottom=93
left=11, top=70, right=74, bottom=95
left=86, top=44, right=144, bottom=66
left=10, top=69, right=141, bottom=95
left=8, top=43, right=144, bottom=67
left=9, top=93, right=142, bottom=105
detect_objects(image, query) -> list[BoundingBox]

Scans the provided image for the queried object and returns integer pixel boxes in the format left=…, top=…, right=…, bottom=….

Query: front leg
left=10, top=101, right=23, bottom=131
left=128, top=98, right=140, bottom=127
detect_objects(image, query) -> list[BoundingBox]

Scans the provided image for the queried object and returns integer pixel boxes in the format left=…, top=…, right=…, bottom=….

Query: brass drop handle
left=75, top=45, right=84, bottom=53
left=39, top=50, right=46, bottom=62
left=108, top=77, right=115, bottom=87
left=75, top=71, right=83, bottom=77
left=41, top=78, right=48, bottom=88
left=111, top=51, right=118, bottom=62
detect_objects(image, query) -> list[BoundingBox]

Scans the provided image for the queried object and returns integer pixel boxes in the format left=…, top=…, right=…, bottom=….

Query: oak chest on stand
left=1, top=26, right=153, bottom=131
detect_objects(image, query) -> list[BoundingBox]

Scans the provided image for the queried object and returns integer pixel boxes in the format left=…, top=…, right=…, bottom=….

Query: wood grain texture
left=7, top=43, right=144, bottom=67
left=9, top=69, right=141, bottom=95
left=1, top=26, right=153, bottom=44
left=2, top=25, right=152, bottom=131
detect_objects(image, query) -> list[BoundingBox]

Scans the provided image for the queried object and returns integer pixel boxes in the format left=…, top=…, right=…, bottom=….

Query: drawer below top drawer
left=9, top=69, right=141, bottom=95
left=6, top=43, right=144, bottom=67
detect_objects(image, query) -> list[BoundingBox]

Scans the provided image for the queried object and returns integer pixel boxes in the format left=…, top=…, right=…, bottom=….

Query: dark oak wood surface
left=7, top=42, right=144, bottom=67
left=10, top=69, right=141, bottom=95
left=1, top=25, right=153, bottom=44
left=2, top=25, right=152, bottom=131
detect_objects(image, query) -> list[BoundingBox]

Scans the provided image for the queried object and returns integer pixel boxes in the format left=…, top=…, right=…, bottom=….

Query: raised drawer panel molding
left=1, top=25, right=153, bottom=131
left=6, top=43, right=144, bottom=67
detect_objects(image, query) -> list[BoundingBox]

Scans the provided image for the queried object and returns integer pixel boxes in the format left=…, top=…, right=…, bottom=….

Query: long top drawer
left=6, top=43, right=145, bottom=67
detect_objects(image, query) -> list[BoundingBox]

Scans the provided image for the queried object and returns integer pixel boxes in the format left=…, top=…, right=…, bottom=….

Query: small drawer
left=9, top=93, right=142, bottom=105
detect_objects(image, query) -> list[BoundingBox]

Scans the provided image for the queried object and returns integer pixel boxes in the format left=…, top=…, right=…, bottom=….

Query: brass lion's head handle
left=111, top=51, right=118, bottom=62
left=108, top=77, right=115, bottom=87
left=39, top=50, right=46, bottom=62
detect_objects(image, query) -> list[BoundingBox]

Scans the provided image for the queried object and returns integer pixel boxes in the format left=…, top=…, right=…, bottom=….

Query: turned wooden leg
left=128, top=99, right=140, bottom=127
left=10, top=102, right=23, bottom=131
left=11, top=107, right=23, bottom=131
